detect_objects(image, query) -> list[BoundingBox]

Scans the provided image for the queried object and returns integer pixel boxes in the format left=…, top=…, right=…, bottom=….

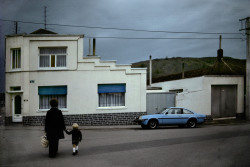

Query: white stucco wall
left=26, top=67, right=146, bottom=116
left=152, top=76, right=244, bottom=116
left=5, top=34, right=146, bottom=119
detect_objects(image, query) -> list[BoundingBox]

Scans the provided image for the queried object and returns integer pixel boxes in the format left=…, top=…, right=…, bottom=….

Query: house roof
left=30, top=29, right=57, bottom=34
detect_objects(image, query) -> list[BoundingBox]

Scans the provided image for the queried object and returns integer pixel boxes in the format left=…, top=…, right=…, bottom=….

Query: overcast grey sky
left=0, top=0, right=249, bottom=93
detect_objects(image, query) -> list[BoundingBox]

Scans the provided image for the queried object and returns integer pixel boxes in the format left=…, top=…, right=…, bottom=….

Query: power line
left=85, top=36, right=244, bottom=40
left=0, top=18, right=243, bottom=35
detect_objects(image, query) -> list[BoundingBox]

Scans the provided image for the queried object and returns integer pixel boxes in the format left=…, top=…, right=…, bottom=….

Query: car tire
left=148, top=120, right=158, bottom=129
left=187, top=119, right=197, bottom=128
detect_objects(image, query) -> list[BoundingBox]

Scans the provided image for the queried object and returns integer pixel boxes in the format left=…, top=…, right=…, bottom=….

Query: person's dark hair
left=50, top=99, right=58, bottom=108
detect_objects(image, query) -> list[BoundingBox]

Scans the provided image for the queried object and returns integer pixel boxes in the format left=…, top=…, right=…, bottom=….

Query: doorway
left=12, top=94, right=22, bottom=122
left=211, top=85, right=237, bottom=118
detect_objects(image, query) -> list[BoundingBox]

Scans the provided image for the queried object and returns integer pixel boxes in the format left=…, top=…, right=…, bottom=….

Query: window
left=10, top=86, right=21, bottom=91
left=169, top=89, right=183, bottom=93
left=39, top=47, right=67, bottom=68
left=11, top=48, right=21, bottom=69
left=168, top=108, right=183, bottom=114
left=183, top=109, right=194, bottom=114
left=98, top=84, right=126, bottom=107
left=38, top=86, right=67, bottom=109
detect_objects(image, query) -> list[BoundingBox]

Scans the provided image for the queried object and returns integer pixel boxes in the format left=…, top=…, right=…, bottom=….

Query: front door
left=12, top=94, right=22, bottom=122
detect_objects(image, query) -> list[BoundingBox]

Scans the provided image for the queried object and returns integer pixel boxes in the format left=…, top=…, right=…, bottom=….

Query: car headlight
left=139, top=116, right=147, bottom=121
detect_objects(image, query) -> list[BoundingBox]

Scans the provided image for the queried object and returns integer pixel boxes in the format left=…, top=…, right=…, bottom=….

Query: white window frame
left=38, top=85, right=68, bottom=112
left=98, top=84, right=126, bottom=108
left=98, top=92, right=125, bottom=107
left=39, top=95, right=67, bottom=110
left=38, top=47, right=67, bottom=70
left=11, top=48, right=21, bottom=70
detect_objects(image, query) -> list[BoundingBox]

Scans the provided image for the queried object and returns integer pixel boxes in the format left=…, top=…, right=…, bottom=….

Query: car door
left=181, top=109, right=194, bottom=124
left=173, top=109, right=184, bottom=124
left=161, top=109, right=182, bottom=125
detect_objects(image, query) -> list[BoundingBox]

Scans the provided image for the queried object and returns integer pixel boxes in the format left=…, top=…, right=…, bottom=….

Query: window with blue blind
left=38, top=86, right=67, bottom=95
left=38, top=86, right=67, bottom=109
left=98, top=84, right=126, bottom=107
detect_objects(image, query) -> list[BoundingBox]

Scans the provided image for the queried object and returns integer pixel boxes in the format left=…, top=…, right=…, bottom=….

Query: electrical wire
left=0, top=18, right=243, bottom=35
left=85, top=36, right=244, bottom=40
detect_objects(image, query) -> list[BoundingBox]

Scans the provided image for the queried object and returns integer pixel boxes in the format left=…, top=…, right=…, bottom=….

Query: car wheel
left=148, top=120, right=158, bottom=129
left=187, top=119, right=197, bottom=128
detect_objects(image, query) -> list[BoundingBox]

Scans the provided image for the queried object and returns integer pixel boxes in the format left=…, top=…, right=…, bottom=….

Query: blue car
left=135, top=107, right=206, bottom=129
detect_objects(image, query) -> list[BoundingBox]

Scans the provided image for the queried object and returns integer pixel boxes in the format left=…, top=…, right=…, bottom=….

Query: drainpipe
left=89, top=38, right=91, bottom=56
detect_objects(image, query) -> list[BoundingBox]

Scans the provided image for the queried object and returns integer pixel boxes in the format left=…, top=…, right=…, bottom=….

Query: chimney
left=93, top=38, right=96, bottom=56
left=217, top=35, right=223, bottom=61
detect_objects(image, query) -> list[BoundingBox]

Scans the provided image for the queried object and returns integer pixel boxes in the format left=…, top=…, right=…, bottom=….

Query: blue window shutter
left=98, top=84, right=126, bottom=93
left=38, top=86, right=67, bottom=95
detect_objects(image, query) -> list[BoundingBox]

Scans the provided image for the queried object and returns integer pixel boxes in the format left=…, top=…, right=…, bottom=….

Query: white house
left=5, top=30, right=147, bottom=125
left=152, top=75, right=244, bottom=118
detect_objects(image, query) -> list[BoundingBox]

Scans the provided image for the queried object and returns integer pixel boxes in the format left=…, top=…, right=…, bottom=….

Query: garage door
left=146, top=93, right=175, bottom=114
left=211, top=85, right=237, bottom=118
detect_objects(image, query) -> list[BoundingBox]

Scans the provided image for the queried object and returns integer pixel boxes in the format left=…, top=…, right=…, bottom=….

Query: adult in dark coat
left=45, top=99, right=66, bottom=158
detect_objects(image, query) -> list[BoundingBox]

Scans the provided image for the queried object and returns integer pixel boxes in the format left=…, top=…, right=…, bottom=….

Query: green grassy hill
left=132, top=57, right=246, bottom=83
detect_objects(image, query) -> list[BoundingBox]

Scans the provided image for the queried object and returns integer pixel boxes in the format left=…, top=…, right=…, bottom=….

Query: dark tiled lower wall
left=6, top=112, right=146, bottom=126
left=4, top=116, right=12, bottom=125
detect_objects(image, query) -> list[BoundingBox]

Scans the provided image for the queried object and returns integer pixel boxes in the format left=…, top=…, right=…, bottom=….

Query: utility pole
left=240, top=17, right=250, bottom=120
left=149, top=55, right=152, bottom=86
left=14, top=21, right=18, bottom=34
left=44, top=6, right=47, bottom=30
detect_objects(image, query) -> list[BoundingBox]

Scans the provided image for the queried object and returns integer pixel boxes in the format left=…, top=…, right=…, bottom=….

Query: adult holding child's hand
left=45, top=98, right=66, bottom=158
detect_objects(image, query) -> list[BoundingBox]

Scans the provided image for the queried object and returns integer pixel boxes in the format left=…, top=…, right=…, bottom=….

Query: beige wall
left=5, top=35, right=146, bottom=118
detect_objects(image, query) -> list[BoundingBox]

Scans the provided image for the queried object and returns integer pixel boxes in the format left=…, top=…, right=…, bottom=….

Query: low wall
left=5, top=112, right=146, bottom=126
left=0, top=105, right=5, bottom=125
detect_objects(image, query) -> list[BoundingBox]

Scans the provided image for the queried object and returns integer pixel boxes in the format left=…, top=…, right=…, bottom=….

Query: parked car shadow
left=132, top=125, right=205, bottom=130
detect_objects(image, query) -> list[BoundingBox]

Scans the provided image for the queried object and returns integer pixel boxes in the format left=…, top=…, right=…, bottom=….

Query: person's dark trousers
left=49, top=139, right=59, bottom=157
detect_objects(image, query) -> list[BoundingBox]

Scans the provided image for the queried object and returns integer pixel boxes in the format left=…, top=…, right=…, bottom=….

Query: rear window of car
left=183, top=109, right=194, bottom=114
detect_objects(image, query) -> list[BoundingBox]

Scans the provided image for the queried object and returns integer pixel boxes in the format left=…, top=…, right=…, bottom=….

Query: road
left=0, top=124, right=250, bottom=167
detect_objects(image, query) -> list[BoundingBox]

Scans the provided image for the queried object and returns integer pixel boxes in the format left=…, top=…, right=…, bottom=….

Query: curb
left=1, top=119, right=250, bottom=130
left=204, top=118, right=250, bottom=126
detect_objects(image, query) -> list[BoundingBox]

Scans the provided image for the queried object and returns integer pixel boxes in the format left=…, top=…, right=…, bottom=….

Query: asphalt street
left=0, top=123, right=250, bottom=167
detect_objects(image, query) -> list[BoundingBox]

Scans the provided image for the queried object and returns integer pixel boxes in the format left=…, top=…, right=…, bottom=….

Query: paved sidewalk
left=203, top=117, right=250, bottom=126
left=0, top=117, right=249, bottom=130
